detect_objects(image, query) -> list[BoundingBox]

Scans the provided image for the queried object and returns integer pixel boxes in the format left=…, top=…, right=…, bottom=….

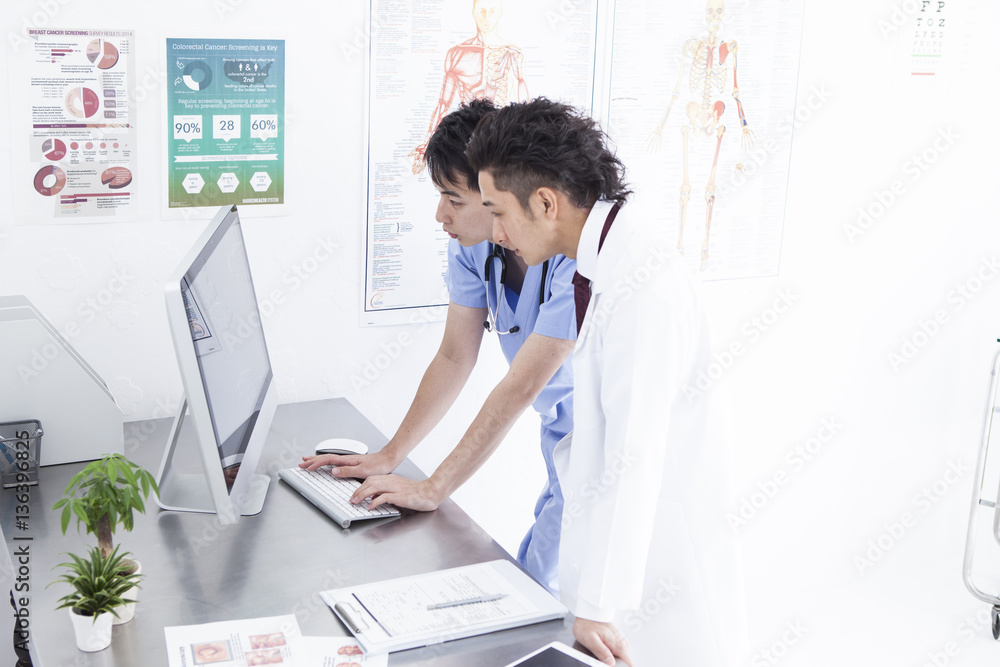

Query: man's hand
left=351, top=474, right=444, bottom=512
left=298, top=448, right=399, bottom=479
left=573, top=618, right=633, bottom=666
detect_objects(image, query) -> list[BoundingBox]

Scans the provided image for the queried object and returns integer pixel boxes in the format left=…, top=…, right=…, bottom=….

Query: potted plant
left=50, top=546, right=142, bottom=652
left=51, top=453, right=158, bottom=624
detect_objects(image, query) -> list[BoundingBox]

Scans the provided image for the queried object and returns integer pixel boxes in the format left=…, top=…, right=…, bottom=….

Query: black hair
left=425, top=98, right=497, bottom=192
left=464, top=97, right=631, bottom=210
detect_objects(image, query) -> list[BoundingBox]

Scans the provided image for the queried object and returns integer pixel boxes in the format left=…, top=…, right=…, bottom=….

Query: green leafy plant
left=50, top=545, right=142, bottom=619
left=51, top=453, right=159, bottom=558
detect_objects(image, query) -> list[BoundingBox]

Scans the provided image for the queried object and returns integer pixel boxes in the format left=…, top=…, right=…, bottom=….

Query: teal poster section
left=166, top=38, right=284, bottom=208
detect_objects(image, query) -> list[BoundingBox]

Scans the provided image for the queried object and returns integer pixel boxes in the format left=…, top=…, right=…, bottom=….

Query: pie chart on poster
left=86, top=39, right=119, bottom=69
left=65, top=87, right=100, bottom=118
left=33, top=166, right=67, bottom=196
left=182, top=61, right=213, bottom=91
left=101, top=166, right=132, bottom=189
left=41, top=138, right=67, bottom=161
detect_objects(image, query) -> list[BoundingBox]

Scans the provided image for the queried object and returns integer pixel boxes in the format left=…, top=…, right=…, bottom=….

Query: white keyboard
left=278, top=466, right=401, bottom=529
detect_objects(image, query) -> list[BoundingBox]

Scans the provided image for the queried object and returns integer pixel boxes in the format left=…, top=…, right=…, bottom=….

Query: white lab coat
left=555, top=200, right=744, bottom=665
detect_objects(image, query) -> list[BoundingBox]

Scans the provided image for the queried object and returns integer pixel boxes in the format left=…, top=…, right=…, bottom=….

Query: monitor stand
left=155, top=397, right=269, bottom=516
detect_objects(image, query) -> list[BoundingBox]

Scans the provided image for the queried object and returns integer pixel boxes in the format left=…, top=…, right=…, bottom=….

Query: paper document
left=352, top=565, right=533, bottom=638
left=164, top=614, right=303, bottom=667
left=320, top=560, right=567, bottom=654
left=164, top=614, right=384, bottom=667
left=297, top=637, right=387, bottom=667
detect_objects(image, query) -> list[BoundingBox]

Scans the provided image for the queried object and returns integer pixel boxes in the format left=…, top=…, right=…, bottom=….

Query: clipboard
left=320, top=560, right=567, bottom=654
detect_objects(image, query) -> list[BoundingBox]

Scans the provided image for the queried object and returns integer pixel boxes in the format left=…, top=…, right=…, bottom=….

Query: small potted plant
left=50, top=546, right=142, bottom=652
left=51, top=453, right=158, bottom=624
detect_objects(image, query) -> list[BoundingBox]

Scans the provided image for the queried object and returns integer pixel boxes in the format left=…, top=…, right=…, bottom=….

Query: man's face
left=473, top=0, right=503, bottom=34
left=435, top=175, right=492, bottom=246
left=479, top=170, right=551, bottom=266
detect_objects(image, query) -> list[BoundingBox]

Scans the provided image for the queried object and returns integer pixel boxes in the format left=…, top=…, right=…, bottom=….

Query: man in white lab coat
left=465, top=98, right=743, bottom=666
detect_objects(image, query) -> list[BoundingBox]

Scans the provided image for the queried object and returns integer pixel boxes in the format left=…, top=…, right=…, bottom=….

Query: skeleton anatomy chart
left=608, top=0, right=804, bottom=280
left=363, top=0, right=598, bottom=324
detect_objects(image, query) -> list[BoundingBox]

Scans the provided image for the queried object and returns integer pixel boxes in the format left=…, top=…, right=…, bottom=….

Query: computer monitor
left=155, top=204, right=278, bottom=525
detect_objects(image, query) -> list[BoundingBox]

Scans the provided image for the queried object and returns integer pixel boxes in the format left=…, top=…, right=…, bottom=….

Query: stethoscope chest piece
left=483, top=244, right=547, bottom=336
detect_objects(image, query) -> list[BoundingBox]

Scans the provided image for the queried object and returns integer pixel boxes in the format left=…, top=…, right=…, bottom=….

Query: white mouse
left=314, top=438, right=369, bottom=456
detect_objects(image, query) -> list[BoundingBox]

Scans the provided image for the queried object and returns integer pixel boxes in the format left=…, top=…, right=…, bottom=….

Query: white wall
left=689, top=2, right=1000, bottom=664
left=2, top=0, right=1000, bottom=664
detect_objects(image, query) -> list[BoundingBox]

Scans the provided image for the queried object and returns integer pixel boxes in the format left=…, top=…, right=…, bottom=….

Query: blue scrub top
left=444, top=239, right=576, bottom=441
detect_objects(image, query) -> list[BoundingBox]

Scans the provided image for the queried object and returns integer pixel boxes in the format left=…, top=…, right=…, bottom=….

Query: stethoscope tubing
left=483, top=244, right=549, bottom=335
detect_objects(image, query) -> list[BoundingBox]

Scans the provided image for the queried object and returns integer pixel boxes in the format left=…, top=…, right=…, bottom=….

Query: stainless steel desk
left=2, top=398, right=574, bottom=666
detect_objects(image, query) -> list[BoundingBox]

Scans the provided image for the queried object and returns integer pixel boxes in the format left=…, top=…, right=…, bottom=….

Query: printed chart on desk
left=13, top=29, right=137, bottom=222
left=362, top=0, right=600, bottom=325
left=166, top=38, right=285, bottom=210
left=606, top=0, right=804, bottom=280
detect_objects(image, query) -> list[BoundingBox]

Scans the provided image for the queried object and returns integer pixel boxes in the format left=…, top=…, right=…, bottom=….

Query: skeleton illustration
left=410, top=0, right=529, bottom=174
left=648, top=0, right=755, bottom=270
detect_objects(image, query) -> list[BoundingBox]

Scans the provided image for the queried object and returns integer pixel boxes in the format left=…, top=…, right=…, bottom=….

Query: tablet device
left=505, top=641, right=606, bottom=667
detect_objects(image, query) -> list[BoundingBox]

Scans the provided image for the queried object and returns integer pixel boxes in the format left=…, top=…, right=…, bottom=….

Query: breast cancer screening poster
left=14, top=28, right=137, bottom=222
left=166, top=38, right=284, bottom=209
left=362, top=0, right=599, bottom=326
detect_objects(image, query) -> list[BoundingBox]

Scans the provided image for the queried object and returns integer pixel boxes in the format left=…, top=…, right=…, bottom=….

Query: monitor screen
left=156, top=205, right=277, bottom=523
left=181, top=218, right=271, bottom=487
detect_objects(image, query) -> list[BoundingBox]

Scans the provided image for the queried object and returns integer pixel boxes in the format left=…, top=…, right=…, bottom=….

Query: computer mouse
left=314, top=438, right=369, bottom=456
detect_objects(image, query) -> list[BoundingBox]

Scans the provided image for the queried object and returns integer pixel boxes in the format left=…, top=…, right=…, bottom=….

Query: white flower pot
left=68, top=607, right=113, bottom=652
left=113, top=558, right=141, bottom=625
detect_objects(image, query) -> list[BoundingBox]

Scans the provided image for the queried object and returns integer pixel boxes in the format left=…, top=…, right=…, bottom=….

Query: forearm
left=656, top=43, right=690, bottom=131
left=422, top=72, right=458, bottom=139
left=426, top=371, right=537, bottom=499
left=348, top=354, right=543, bottom=513
left=382, top=347, right=477, bottom=464
left=427, top=333, right=574, bottom=499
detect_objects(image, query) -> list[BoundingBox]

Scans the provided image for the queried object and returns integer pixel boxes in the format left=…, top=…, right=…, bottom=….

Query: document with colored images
left=165, top=613, right=302, bottom=667
left=164, top=614, right=385, bottom=667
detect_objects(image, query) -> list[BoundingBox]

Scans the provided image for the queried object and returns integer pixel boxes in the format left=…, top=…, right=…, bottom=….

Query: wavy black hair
left=465, top=97, right=631, bottom=210
left=425, top=98, right=497, bottom=192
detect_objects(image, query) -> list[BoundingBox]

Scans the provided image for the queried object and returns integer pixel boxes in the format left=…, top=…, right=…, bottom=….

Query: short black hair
left=465, top=97, right=631, bottom=210
left=425, top=98, right=497, bottom=192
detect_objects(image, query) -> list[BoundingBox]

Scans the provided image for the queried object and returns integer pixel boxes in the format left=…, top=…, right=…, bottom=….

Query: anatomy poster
left=607, top=0, right=804, bottom=280
left=15, top=28, right=137, bottom=221
left=165, top=38, right=284, bottom=209
left=363, top=0, right=599, bottom=325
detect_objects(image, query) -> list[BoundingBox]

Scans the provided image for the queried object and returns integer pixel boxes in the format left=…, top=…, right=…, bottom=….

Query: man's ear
left=534, top=186, right=560, bottom=219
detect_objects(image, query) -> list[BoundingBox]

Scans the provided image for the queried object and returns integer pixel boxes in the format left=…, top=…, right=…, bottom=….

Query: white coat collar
left=573, top=199, right=615, bottom=282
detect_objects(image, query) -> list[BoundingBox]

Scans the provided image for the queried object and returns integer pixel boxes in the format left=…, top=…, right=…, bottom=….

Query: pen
left=427, top=593, right=507, bottom=610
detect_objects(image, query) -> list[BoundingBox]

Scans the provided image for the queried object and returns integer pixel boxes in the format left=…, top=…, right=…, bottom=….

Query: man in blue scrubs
left=300, top=99, right=576, bottom=594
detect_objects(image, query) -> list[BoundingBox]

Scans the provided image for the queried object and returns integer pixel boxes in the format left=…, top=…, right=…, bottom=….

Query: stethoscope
left=483, top=244, right=549, bottom=335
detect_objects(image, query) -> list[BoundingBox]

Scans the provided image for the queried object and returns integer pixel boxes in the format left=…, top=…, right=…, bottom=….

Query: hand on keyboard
left=352, top=473, right=445, bottom=512
left=299, top=448, right=401, bottom=480
left=279, top=467, right=401, bottom=528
